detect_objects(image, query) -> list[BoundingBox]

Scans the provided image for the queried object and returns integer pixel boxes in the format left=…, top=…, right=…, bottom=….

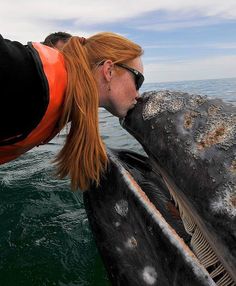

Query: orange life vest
left=0, top=42, right=67, bottom=164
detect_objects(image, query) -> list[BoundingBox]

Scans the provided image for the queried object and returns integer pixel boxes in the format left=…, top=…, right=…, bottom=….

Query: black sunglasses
left=116, top=63, right=144, bottom=90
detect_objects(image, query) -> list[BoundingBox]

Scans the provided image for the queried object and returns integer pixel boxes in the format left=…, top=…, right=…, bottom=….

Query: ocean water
left=0, top=77, right=235, bottom=286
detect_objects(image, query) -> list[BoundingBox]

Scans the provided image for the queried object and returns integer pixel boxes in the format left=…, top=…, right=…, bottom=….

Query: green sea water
left=0, top=78, right=235, bottom=286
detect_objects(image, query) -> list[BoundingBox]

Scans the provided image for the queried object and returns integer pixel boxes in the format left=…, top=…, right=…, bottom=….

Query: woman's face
left=106, top=57, right=144, bottom=118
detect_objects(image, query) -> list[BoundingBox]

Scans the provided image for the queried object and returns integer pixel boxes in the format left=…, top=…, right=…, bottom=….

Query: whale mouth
left=85, top=149, right=215, bottom=285
left=117, top=148, right=235, bottom=286
left=148, top=155, right=235, bottom=286
left=84, top=147, right=236, bottom=285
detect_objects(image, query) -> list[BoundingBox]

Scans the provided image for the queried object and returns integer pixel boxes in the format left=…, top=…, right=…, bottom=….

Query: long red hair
left=55, top=32, right=143, bottom=191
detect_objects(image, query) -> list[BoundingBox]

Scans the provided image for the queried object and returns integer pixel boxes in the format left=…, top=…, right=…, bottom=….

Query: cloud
left=1, top=0, right=235, bottom=83
left=1, top=0, right=236, bottom=41
left=137, top=18, right=224, bottom=31
left=209, top=43, right=236, bottom=49
left=144, top=43, right=236, bottom=50
left=144, top=55, right=236, bottom=82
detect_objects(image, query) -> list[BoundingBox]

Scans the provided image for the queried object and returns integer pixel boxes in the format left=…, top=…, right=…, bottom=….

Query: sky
left=1, top=0, right=236, bottom=83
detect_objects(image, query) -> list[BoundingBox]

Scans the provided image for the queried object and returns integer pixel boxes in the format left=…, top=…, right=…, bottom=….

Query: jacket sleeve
left=0, top=35, right=48, bottom=145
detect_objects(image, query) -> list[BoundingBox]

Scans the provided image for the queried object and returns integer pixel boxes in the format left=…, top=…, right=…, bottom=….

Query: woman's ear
left=102, top=60, right=113, bottom=82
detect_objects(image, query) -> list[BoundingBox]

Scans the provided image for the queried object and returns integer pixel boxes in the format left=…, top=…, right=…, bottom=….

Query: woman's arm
left=0, top=35, right=48, bottom=144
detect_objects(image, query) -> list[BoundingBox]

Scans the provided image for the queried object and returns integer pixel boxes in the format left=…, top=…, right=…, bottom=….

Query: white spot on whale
left=124, top=236, right=138, bottom=249
left=211, top=184, right=236, bottom=218
left=116, top=246, right=122, bottom=253
left=114, top=221, right=121, bottom=227
left=115, top=200, right=128, bottom=217
left=142, top=266, right=157, bottom=285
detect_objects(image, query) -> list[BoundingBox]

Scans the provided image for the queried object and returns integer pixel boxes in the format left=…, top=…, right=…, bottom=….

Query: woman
left=0, top=32, right=144, bottom=190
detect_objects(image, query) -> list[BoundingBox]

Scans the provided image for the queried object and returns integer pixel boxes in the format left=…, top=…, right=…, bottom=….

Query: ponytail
left=55, top=37, right=107, bottom=191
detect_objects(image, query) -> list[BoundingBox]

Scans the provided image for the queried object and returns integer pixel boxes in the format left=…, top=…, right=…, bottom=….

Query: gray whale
left=121, top=90, right=236, bottom=285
